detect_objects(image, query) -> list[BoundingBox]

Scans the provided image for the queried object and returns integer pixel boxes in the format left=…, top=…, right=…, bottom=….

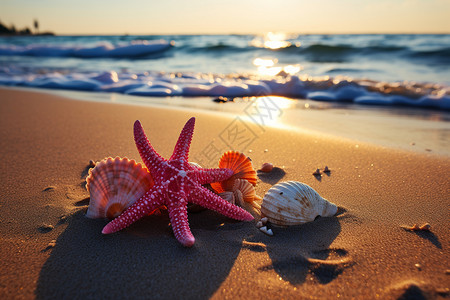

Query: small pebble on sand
left=402, top=223, right=431, bottom=232
left=260, top=163, right=273, bottom=173
left=419, top=223, right=431, bottom=231
left=259, top=226, right=273, bottom=236
left=313, top=168, right=321, bottom=176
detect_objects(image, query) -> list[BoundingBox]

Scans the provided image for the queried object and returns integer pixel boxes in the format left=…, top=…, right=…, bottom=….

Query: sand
left=0, top=87, right=449, bottom=299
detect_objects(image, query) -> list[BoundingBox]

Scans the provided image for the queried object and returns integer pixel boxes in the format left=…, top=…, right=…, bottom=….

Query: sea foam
left=0, top=69, right=448, bottom=110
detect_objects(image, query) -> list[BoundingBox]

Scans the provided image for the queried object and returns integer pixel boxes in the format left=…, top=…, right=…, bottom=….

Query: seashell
left=211, top=151, right=257, bottom=193
left=218, top=179, right=261, bottom=206
left=85, top=157, right=154, bottom=219
left=233, top=179, right=261, bottom=205
left=411, top=224, right=420, bottom=230
left=259, top=226, right=273, bottom=236
left=260, top=162, right=274, bottom=173
left=401, top=223, right=431, bottom=232
left=261, top=181, right=337, bottom=226
left=218, top=191, right=235, bottom=204
left=419, top=223, right=431, bottom=231
left=217, top=179, right=262, bottom=219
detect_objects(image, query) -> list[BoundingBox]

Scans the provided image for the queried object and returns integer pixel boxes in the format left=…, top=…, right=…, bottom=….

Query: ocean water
left=0, top=34, right=449, bottom=110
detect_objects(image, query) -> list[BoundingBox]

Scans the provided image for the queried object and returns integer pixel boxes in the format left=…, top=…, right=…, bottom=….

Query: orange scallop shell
left=211, top=151, right=257, bottom=193
left=85, top=157, right=154, bottom=219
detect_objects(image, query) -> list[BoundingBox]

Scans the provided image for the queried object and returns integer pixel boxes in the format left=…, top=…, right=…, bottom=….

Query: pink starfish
left=102, top=117, right=254, bottom=247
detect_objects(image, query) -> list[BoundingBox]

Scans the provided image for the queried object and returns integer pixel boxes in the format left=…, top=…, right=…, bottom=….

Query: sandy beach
left=0, top=87, right=449, bottom=299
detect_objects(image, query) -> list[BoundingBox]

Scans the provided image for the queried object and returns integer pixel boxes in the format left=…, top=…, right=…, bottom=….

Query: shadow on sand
left=253, top=210, right=352, bottom=285
left=36, top=203, right=349, bottom=298
left=35, top=209, right=249, bottom=299
left=407, top=230, right=442, bottom=249
left=257, top=167, right=286, bottom=185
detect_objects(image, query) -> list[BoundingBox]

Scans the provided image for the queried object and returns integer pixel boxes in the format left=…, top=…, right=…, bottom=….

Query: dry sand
left=0, top=88, right=449, bottom=299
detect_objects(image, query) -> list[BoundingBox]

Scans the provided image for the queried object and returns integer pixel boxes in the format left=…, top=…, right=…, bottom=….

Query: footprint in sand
left=307, top=248, right=354, bottom=284
left=259, top=247, right=353, bottom=285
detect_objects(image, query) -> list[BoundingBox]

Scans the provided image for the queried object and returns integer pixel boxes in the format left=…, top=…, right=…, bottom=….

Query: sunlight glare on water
left=263, top=32, right=293, bottom=49
left=250, top=32, right=298, bottom=50
left=253, top=57, right=301, bottom=76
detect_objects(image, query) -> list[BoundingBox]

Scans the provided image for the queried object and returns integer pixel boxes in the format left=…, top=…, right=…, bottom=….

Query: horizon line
left=48, top=31, right=450, bottom=36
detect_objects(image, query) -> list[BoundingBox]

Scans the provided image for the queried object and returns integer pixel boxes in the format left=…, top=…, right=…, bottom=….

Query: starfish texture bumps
left=102, top=117, right=254, bottom=246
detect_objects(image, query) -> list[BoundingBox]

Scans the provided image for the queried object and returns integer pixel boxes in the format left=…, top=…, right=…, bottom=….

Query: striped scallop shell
left=219, top=179, right=261, bottom=206
left=261, top=181, right=337, bottom=226
left=211, top=151, right=257, bottom=193
left=85, top=157, right=154, bottom=219
left=219, top=179, right=262, bottom=219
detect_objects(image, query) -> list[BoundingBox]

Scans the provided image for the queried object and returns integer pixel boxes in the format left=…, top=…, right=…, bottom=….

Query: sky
left=1, top=0, right=449, bottom=35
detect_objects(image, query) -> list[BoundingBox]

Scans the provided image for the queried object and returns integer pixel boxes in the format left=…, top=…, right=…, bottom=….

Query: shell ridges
left=85, top=156, right=154, bottom=219
left=261, top=181, right=337, bottom=226
left=211, top=151, right=257, bottom=193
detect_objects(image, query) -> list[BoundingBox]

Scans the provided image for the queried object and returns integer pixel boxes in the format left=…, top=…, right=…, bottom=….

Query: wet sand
left=0, top=88, right=449, bottom=299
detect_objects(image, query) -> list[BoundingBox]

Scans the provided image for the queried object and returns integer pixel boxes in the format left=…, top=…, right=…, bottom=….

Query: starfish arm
left=169, top=117, right=195, bottom=162
left=194, top=167, right=233, bottom=185
left=166, top=196, right=195, bottom=247
left=102, top=189, right=164, bottom=234
left=189, top=185, right=254, bottom=221
left=134, top=120, right=167, bottom=173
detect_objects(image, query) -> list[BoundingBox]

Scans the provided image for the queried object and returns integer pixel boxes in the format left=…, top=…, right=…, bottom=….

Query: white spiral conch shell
left=85, top=157, right=154, bottom=219
left=261, top=181, right=338, bottom=226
